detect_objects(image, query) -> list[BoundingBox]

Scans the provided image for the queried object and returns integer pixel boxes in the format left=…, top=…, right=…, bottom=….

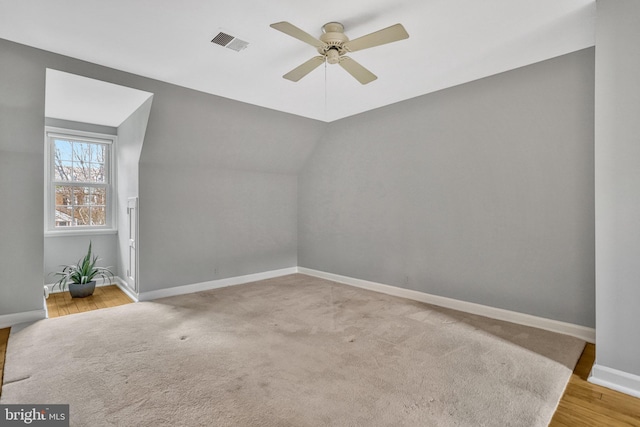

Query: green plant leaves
left=50, top=241, right=114, bottom=292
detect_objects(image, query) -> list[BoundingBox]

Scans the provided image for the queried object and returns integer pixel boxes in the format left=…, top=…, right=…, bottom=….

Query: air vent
left=211, top=31, right=249, bottom=52
left=211, top=32, right=234, bottom=47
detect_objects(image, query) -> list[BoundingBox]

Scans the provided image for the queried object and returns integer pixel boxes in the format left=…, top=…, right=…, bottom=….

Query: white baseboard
left=589, top=364, right=640, bottom=398
left=0, top=309, right=47, bottom=329
left=298, top=267, right=596, bottom=343
left=137, top=267, right=298, bottom=301
left=113, top=277, right=139, bottom=302
left=35, top=266, right=595, bottom=343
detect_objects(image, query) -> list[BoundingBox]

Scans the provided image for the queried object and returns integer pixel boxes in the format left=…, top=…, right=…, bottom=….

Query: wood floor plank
left=101, top=286, right=132, bottom=307
left=72, top=295, right=88, bottom=312
left=551, top=401, right=624, bottom=427
left=599, top=389, right=640, bottom=422
left=564, top=381, right=604, bottom=402
left=0, top=327, right=10, bottom=398
left=46, top=294, right=60, bottom=318
left=574, top=343, right=596, bottom=379
left=66, top=300, right=81, bottom=314
left=75, top=298, right=94, bottom=312
left=45, top=285, right=132, bottom=320
left=56, top=293, right=70, bottom=316
left=562, top=393, right=640, bottom=425
left=115, top=291, right=133, bottom=305
left=550, top=342, right=640, bottom=427
left=48, top=290, right=66, bottom=315
left=91, top=290, right=110, bottom=309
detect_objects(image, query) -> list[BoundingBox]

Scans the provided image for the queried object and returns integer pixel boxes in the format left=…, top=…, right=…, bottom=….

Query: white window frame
left=44, top=127, right=117, bottom=236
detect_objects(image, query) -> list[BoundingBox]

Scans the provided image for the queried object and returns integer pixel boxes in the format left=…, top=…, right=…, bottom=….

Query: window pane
left=85, top=192, right=97, bottom=206
left=55, top=206, right=74, bottom=227
left=73, top=187, right=91, bottom=206
left=55, top=186, right=73, bottom=206
left=90, top=206, right=106, bottom=226
left=91, top=144, right=106, bottom=163
left=83, top=187, right=104, bottom=205
left=88, top=162, right=106, bottom=182
left=75, top=207, right=91, bottom=226
left=54, top=160, right=73, bottom=181
left=72, top=164, right=87, bottom=181
left=73, top=142, right=91, bottom=162
left=93, top=187, right=106, bottom=205
left=54, top=139, right=72, bottom=161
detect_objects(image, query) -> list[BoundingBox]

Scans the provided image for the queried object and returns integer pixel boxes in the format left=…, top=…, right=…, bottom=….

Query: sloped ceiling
left=0, top=0, right=595, bottom=122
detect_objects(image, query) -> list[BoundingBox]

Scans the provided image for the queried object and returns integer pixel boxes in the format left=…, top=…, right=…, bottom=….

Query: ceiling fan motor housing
left=319, top=22, right=348, bottom=59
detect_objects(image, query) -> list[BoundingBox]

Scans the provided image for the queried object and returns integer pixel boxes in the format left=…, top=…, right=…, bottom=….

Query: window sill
left=44, top=228, right=117, bottom=238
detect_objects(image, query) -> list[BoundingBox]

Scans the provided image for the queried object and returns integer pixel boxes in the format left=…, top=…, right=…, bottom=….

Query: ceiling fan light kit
left=270, top=21, right=409, bottom=85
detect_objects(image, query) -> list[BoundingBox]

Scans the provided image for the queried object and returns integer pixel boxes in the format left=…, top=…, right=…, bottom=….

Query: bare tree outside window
left=53, top=138, right=108, bottom=227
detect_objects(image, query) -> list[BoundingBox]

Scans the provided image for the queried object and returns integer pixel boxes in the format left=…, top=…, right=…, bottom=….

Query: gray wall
left=116, top=97, right=152, bottom=287
left=136, top=80, right=324, bottom=291
left=140, top=165, right=298, bottom=290
left=0, top=41, right=46, bottom=316
left=0, top=38, right=323, bottom=316
left=44, top=235, right=118, bottom=286
left=299, top=48, right=595, bottom=327
left=594, top=0, right=640, bottom=377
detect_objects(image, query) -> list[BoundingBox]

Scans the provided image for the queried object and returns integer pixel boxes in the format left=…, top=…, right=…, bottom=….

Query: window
left=45, top=128, right=115, bottom=233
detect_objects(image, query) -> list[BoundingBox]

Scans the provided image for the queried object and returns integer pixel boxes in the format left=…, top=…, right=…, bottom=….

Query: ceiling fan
left=270, top=21, right=409, bottom=85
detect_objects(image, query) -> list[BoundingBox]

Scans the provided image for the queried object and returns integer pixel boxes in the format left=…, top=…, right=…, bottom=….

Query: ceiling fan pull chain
left=324, top=58, right=328, bottom=121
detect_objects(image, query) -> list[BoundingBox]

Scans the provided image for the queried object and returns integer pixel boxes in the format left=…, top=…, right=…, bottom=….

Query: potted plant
left=51, top=242, right=114, bottom=298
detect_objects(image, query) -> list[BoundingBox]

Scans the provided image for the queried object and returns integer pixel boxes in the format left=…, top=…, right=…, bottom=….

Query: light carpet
left=1, top=274, right=584, bottom=426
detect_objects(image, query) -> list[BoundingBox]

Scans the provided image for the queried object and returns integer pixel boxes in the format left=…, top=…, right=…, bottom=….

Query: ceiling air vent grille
left=211, top=32, right=249, bottom=52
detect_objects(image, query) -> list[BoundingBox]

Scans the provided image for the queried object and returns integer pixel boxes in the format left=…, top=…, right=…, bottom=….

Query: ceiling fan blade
left=338, top=57, right=377, bottom=85
left=283, top=56, right=325, bottom=82
left=343, top=23, right=409, bottom=53
left=270, top=22, right=326, bottom=49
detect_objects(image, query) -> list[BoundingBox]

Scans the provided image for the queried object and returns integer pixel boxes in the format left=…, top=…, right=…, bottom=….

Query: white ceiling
left=0, top=0, right=595, bottom=122
left=46, top=69, right=153, bottom=127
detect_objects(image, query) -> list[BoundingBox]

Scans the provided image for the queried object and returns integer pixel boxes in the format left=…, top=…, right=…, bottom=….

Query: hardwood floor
left=46, top=284, right=133, bottom=318
left=1, top=292, right=639, bottom=425
left=550, top=343, right=640, bottom=426
left=0, top=327, right=9, bottom=398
